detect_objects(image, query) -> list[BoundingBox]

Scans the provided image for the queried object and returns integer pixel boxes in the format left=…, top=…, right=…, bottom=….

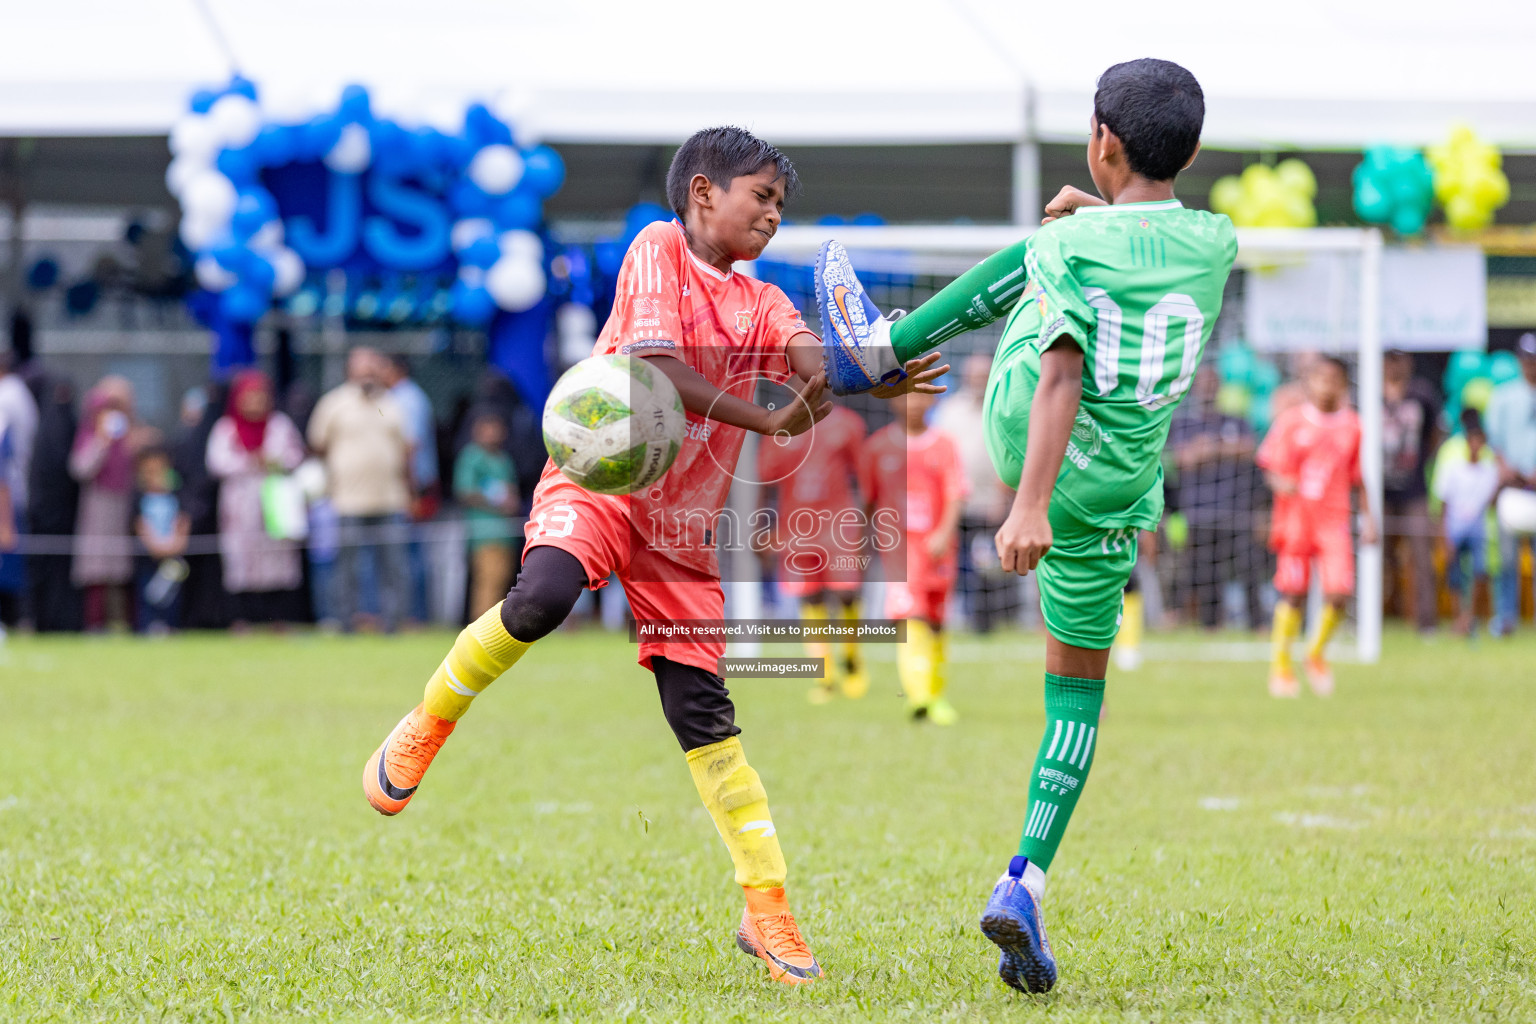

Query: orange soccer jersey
left=1256, top=402, right=1362, bottom=596
left=859, top=423, right=967, bottom=622
left=524, top=220, right=813, bottom=670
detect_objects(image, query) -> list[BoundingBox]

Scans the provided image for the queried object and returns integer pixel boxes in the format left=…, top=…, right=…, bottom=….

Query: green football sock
left=1017, top=673, right=1106, bottom=872
left=890, top=237, right=1032, bottom=362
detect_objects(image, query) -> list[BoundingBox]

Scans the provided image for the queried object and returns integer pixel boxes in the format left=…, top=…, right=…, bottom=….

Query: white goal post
left=756, top=224, right=1386, bottom=664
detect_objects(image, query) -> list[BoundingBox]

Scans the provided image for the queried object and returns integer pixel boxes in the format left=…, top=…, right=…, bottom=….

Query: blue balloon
left=464, top=104, right=512, bottom=147
left=65, top=280, right=100, bottom=316
left=369, top=121, right=412, bottom=172
left=451, top=281, right=496, bottom=325
left=624, top=202, right=671, bottom=241
left=190, top=89, right=219, bottom=114
left=520, top=145, right=565, bottom=198
left=851, top=212, right=886, bottom=226
left=216, top=146, right=259, bottom=184
left=450, top=179, right=494, bottom=217
left=242, top=254, right=276, bottom=297
left=462, top=237, right=501, bottom=269
left=26, top=256, right=60, bottom=290
left=212, top=242, right=255, bottom=274
left=493, top=189, right=542, bottom=230
left=220, top=285, right=268, bottom=324
left=302, top=116, right=344, bottom=160
left=594, top=239, right=626, bottom=278
left=252, top=124, right=297, bottom=166
left=231, top=190, right=278, bottom=238
left=226, top=75, right=259, bottom=101
left=817, top=214, right=848, bottom=226
left=339, top=84, right=372, bottom=123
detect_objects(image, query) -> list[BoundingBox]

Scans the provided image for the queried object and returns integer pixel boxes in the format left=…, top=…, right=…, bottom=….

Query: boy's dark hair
left=665, top=126, right=799, bottom=220
left=1093, top=59, right=1204, bottom=181
left=470, top=406, right=506, bottom=432
left=136, top=445, right=171, bottom=466
left=1461, top=406, right=1485, bottom=437
left=1313, top=354, right=1349, bottom=378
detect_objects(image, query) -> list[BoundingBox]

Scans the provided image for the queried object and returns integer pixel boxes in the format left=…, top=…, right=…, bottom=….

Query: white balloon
left=498, top=229, right=543, bottom=262
left=165, top=156, right=208, bottom=197
left=194, top=255, right=238, bottom=292
left=467, top=145, right=523, bottom=196
left=208, top=94, right=262, bottom=149
left=170, top=114, right=219, bottom=161
left=451, top=218, right=495, bottom=253
left=423, top=100, right=464, bottom=135
left=179, top=214, right=224, bottom=251
left=270, top=247, right=306, bottom=297
left=486, top=255, right=546, bottom=312
left=248, top=220, right=285, bottom=253
left=183, top=171, right=238, bottom=224
left=324, top=123, right=372, bottom=174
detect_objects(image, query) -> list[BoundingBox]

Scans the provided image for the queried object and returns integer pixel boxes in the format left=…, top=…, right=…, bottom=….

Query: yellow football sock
left=801, top=601, right=831, bottom=671
left=839, top=599, right=863, bottom=673
left=898, top=618, right=935, bottom=706
left=686, top=737, right=786, bottom=890
left=1270, top=601, right=1301, bottom=674
left=1308, top=604, right=1344, bottom=661
left=422, top=602, right=532, bottom=721
left=1117, top=591, right=1144, bottom=651
left=929, top=627, right=947, bottom=699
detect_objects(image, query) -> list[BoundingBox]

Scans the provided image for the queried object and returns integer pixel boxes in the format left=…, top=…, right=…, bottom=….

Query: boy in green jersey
left=815, top=59, right=1237, bottom=993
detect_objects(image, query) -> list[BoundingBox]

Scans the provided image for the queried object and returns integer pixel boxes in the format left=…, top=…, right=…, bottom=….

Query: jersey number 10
left=1083, top=288, right=1205, bottom=410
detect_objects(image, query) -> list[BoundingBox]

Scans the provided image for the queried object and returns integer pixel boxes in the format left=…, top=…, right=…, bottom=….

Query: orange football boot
left=1268, top=667, right=1301, bottom=698
left=736, top=886, right=822, bottom=984
left=1304, top=656, right=1334, bottom=697
left=363, top=703, right=456, bottom=815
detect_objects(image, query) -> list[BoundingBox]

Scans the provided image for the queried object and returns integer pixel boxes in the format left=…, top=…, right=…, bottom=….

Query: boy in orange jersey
left=1257, top=355, right=1378, bottom=697
left=756, top=403, right=870, bottom=702
left=361, top=127, right=946, bottom=985
left=860, top=391, right=966, bottom=723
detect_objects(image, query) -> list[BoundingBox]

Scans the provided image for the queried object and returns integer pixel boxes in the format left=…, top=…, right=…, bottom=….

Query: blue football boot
left=980, top=855, right=1057, bottom=994
left=814, top=240, right=907, bottom=395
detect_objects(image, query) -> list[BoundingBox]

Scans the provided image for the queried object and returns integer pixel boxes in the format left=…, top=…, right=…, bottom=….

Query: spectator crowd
left=0, top=346, right=543, bottom=637
left=4, top=337, right=1536, bottom=640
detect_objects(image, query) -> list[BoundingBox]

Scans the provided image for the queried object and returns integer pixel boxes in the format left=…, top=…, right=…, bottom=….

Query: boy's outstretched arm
left=642, top=352, right=831, bottom=438
left=996, top=342, right=1084, bottom=576
left=787, top=334, right=947, bottom=397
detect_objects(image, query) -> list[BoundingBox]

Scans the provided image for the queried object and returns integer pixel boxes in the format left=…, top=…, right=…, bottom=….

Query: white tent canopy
left=4, top=0, right=1535, bottom=149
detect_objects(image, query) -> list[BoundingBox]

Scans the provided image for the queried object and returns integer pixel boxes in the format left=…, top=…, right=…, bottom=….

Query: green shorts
left=1035, top=501, right=1139, bottom=650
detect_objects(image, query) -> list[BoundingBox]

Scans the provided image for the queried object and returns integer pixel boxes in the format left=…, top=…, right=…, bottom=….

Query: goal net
left=730, top=224, right=1384, bottom=664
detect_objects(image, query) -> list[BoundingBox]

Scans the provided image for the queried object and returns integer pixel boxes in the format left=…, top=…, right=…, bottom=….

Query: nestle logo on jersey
left=635, top=297, right=660, bottom=316
left=686, top=419, right=712, bottom=442
left=633, top=317, right=661, bottom=328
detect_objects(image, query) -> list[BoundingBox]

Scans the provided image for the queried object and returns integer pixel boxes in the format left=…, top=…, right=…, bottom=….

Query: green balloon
left=1489, top=350, right=1521, bottom=384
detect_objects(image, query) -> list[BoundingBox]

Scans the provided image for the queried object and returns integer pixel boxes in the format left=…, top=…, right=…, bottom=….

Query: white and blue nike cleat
left=814, top=240, right=907, bottom=395
left=980, top=855, right=1057, bottom=994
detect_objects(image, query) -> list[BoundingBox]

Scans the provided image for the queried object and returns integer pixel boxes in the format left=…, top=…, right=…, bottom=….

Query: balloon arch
left=169, top=76, right=567, bottom=404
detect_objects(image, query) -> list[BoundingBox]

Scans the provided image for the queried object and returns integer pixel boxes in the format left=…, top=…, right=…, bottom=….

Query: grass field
left=3, top=626, right=1534, bottom=1022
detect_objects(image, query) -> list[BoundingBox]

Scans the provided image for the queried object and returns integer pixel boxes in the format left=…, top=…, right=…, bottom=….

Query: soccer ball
left=542, top=353, right=686, bottom=495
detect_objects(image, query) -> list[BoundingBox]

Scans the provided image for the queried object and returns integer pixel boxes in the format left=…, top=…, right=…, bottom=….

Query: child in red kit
left=861, top=391, right=966, bottom=723
left=362, top=127, right=946, bottom=984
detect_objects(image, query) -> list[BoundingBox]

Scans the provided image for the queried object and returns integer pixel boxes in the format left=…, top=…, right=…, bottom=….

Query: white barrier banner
left=1246, top=245, right=1485, bottom=353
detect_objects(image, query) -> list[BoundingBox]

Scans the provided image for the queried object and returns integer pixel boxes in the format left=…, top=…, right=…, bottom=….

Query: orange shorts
left=524, top=474, right=724, bottom=674
left=1274, top=520, right=1354, bottom=598
left=884, top=581, right=952, bottom=626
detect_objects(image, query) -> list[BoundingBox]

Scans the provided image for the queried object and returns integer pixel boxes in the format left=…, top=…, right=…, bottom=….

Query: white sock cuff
left=1023, top=861, right=1047, bottom=901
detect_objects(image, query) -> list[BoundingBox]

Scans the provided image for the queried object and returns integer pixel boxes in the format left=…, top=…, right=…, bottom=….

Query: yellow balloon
left=1210, top=175, right=1244, bottom=216
left=1275, top=158, right=1317, bottom=199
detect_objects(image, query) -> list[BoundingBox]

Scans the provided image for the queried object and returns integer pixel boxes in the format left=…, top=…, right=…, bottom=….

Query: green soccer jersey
left=983, top=199, right=1238, bottom=531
